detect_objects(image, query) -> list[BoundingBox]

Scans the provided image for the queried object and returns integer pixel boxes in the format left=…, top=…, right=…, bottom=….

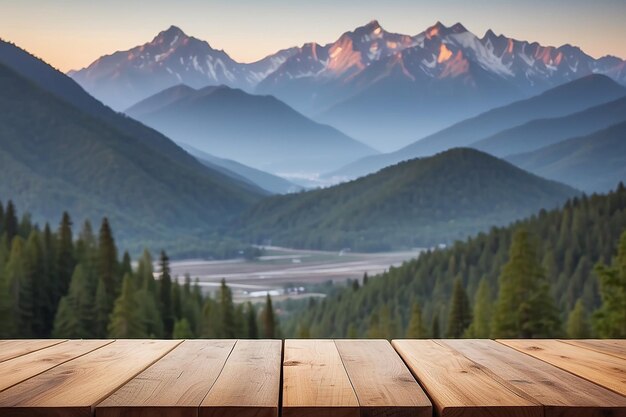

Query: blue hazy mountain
left=327, top=75, right=626, bottom=181
left=471, top=96, right=626, bottom=157
left=506, top=121, right=626, bottom=193
left=126, top=84, right=378, bottom=175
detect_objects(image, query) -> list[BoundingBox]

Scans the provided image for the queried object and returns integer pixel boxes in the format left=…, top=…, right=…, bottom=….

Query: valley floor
left=168, top=246, right=421, bottom=302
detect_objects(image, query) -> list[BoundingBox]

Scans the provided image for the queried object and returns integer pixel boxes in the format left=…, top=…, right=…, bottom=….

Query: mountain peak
left=450, top=22, right=468, bottom=33
left=153, top=25, right=188, bottom=45
left=425, top=21, right=447, bottom=38
left=353, top=19, right=385, bottom=37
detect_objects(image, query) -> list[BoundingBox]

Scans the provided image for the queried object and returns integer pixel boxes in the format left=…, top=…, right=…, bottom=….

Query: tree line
left=283, top=184, right=626, bottom=339
left=0, top=200, right=278, bottom=339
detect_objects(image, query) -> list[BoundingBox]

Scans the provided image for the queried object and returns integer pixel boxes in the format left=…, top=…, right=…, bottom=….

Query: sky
left=1, top=0, right=625, bottom=72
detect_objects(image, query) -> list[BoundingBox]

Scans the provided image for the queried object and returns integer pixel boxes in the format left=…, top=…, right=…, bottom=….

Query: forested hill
left=0, top=62, right=264, bottom=257
left=283, top=183, right=626, bottom=339
left=239, top=148, right=578, bottom=251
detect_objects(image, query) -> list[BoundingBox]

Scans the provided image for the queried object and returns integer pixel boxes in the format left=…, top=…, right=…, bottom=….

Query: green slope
left=0, top=62, right=264, bottom=254
left=506, top=121, right=626, bottom=193
left=282, top=184, right=626, bottom=338
left=238, top=148, right=578, bottom=251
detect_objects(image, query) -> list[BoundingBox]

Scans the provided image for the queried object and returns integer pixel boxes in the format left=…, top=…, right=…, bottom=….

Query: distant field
left=168, top=246, right=422, bottom=302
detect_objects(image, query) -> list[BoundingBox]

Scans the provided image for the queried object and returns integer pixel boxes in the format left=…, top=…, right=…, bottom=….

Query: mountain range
left=0, top=40, right=265, bottom=256
left=70, top=21, right=626, bottom=151
left=327, top=75, right=626, bottom=181
left=507, top=121, right=626, bottom=193
left=126, top=84, right=376, bottom=175
left=239, top=148, right=578, bottom=251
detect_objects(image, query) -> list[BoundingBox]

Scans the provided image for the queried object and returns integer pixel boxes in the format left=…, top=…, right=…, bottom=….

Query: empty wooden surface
left=0, top=339, right=625, bottom=417
left=0, top=339, right=180, bottom=417
left=445, top=339, right=626, bottom=417
left=282, top=339, right=359, bottom=417
left=393, top=339, right=542, bottom=417
left=0, top=339, right=66, bottom=362
left=0, top=339, right=112, bottom=392
left=200, top=339, right=282, bottom=417
left=97, top=340, right=236, bottom=417
left=335, top=339, right=432, bottom=417
left=561, top=339, right=626, bottom=360
left=499, top=339, right=626, bottom=396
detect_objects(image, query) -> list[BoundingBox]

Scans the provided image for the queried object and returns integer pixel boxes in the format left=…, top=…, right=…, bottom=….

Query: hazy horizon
left=1, top=0, right=625, bottom=72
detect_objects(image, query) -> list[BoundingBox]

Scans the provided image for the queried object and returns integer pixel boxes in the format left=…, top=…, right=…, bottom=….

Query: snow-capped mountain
left=69, top=26, right=297, bottom=110
left=69, top=21, right=626, bottom=149
left=258, top=21, right=626, bottom=149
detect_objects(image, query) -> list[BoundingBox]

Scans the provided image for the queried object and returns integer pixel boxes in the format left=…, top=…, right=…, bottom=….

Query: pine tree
left=567, top=298, right=591, bottom=338
left=172, top=280, right=182, bottom=320
left=245, top=302, right=259, bottom=339
left=200, top=297, right=216, bottom=338
left=52, top=265, right=92, bottom=338
left=3, top=201, right=18, bottom=243
left=6, top=237, right=34, bottom=337
left=120, top=251, right=133, bottom=280
left=25, top=230, right=46, bottom=337
left=593, top=231, right=626, bottom=337
left=0, top=252, right=13, bottom=337
left=465, top=278, right=492, bottom=338
left=159, top=251, right=174, bottom=338
left=431, top=310, right=440, bottom=338
left=108, top=274, right=146, bottom=338
left=94, top=278, right=109, bottom=338
left=262, top=294, right=276, bottom=339
left=0, top=201, right=4, bottom=236
left=492, top=228, right=561, bottom=338
left=98, top=218, right=118, bottom=309
left=406, top=302, right=427, bottom=338
left=218, top=279, right=236, bottom=338
left=56, top=212, right=75, bottom=304
left=173, top=318, right=193, bottom=339
left=446, top=278, right=472, bottom=338
left=136, top=250, right=154, bottom=291
left=346, top=323, right=358, bottom=338
left=135, top=288, right=164, bottom=338
left=41, top=223, right=58, bottom=333
left=367, top=311, right=382, bottom=338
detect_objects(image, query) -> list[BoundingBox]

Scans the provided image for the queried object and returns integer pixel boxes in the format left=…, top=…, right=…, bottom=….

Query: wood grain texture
left=282, top=339, right=359, bottom=417
left=561, top=339, right=626, bottom=360
left=445, top=339, right=626, bottom=417
left=0, top=339, right=180, bottom=417
left=335, top=339, right=431, bottom=417
left=0, top=340, right=112, bottom=393
left=0, top=339, right=66, bottom=362
left=499, top=339, right=626, bottom=396
left=200, top=340, right=282, bottom=417
left=97, top=340, right=236, bottom=417
left=392, top=339, right=542, bottom=417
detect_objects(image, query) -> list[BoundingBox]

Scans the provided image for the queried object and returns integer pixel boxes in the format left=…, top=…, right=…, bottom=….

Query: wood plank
left=392, top=339, right=542, bottom=417
left=282, top=339, right=359, bottom=417
left=97, top=340, right=236, bottom=417
left=0, top=339, right=66, bottom=362
left=561, top=339, right=626, bottom=360
left=335, top=339, right=431, bottom=417
left=499, top=339, right=626, bottom=396
left=0, top=340, right=112, bottom=393
left=445, top=339, right=626, bottom=417
left=0, top=339, right=180, bottom=417
left=200, top=340, right=282, bottom=417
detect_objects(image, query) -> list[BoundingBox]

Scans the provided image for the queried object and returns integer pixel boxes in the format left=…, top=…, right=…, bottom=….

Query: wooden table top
left=0, top=339, right=624, bottom=417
